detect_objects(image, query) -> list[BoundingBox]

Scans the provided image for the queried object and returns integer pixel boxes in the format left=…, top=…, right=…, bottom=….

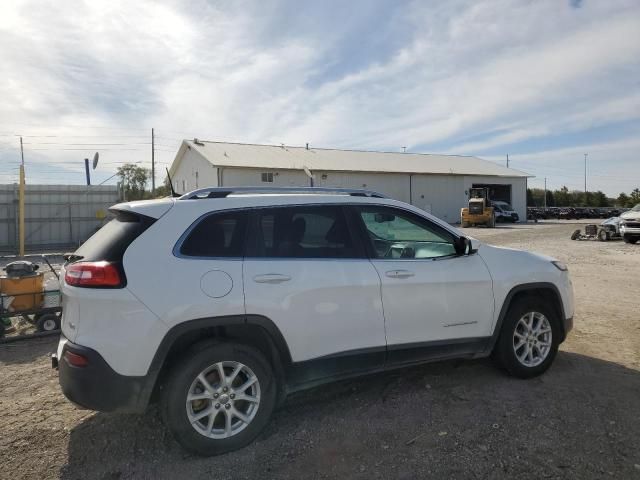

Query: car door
left=242, top=204, right=386, bottom=384
left=350, top=205, right=494, bottom=363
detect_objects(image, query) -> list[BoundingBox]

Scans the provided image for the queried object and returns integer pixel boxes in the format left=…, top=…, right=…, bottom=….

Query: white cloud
left=0, top=0, right=638, bottom=196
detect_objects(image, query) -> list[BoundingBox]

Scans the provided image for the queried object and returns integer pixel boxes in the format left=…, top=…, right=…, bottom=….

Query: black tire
left=623, top=235, right=638, bottom=244
left=570, top=229, right=581, bottom=240
left=597, top=229, right=609, bottom=242
left=493, top=297, right=561, bottom=379
left=161, top=341, right=277, bottom=456
left=35, top=313, right=60, bottom=332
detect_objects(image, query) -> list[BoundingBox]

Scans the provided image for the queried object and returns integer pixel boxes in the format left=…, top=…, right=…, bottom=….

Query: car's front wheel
left=494, top=298, right=560, bottom=378
left=161, top=341, right=277, bottom=456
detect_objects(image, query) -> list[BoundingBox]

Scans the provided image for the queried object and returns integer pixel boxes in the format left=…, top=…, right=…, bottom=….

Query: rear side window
left=74, top=210, right=155, bottom=262
left=249, top=205, right=359, bottom=258
left=180, top=211, right=247, bottom=257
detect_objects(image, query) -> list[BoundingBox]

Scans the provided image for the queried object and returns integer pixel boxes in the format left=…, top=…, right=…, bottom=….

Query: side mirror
left=455, top=237, right=476, bottom=256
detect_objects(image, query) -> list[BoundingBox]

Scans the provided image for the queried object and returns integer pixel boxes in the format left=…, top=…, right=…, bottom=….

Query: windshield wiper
left=63, top=253, right=84, bottom=263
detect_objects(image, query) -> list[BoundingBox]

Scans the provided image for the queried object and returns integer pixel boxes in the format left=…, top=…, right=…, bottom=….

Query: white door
left=352, top=205, right=494, bottom=350
left=242, top=205, right=386, bottom=374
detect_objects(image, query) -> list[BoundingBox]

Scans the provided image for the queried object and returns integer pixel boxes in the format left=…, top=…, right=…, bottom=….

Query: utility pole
left=584, top=153, right=587, bottom=194
left=151, top=128, right=155, bottom=195
left=544, top=177, right=547, bottom=209
left=19, top=137, right=25, bottom=256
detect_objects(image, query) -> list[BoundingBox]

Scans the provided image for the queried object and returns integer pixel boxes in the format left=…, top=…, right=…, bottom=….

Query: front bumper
left=55, top=335, right=151, bottom=413
left=620, top=224, right=640, bottom=235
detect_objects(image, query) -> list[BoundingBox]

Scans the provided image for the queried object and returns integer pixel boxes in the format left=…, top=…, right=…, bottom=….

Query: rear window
left=179, top=211, right=248, bottom=257
left=74, top=210, right=155, bottom=262
left=249, top=205, right=358, bottom=258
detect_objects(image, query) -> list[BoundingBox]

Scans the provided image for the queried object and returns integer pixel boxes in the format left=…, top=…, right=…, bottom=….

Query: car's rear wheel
left=161, top=342, right=277, bottom=456
left=494, top=298, right=560, bottom=378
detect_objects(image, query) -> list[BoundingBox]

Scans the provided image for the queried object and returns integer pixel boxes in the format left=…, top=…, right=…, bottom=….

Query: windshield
left=495, top=202, right=514, bottom=210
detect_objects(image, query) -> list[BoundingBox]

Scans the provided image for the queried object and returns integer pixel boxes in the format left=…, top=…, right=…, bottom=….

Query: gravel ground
left=1, top=222, right=639, bottom=480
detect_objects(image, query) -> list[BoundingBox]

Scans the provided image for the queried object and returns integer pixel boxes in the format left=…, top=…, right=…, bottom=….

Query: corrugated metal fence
left=0, top=184, right=120, bottom=253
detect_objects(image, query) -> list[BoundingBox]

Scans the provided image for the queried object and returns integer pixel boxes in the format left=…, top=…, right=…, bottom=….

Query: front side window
left=180, top=211, right=247, bottom=257
left=250, top=206, right=357, bottom=258
left=356, top=206, right=456, bottom=259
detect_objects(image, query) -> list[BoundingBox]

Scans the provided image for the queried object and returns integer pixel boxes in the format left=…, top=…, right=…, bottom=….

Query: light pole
left=584, top=153, right=588, bottom=194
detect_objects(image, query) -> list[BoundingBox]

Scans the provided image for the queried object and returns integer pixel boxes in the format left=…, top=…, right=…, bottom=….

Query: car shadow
left=60, top=351, right=640, bottom=479
left=0, top=335, right=57, bottom=365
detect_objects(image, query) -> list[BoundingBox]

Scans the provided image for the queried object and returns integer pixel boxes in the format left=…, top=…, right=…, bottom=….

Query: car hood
left=620, top=210, right=640, bottom=221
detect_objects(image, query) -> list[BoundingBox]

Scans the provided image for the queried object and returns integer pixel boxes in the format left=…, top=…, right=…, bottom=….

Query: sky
left=0, top=0, right=639, bottom=196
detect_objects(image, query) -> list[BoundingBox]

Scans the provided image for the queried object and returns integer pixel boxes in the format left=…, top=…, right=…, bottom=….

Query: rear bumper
left=56, top=335, right=151, bottom=413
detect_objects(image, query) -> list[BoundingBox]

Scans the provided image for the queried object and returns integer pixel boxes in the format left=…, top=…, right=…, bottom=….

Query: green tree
left=617, top=192, right=630, bottom=207
left=527, top=188, right=534, bottom=207
left=555, top=186, right=570, bottom=207
left=152, top=176, right=174, bottom=198
left=545, top=190, right=555, bottom=207
left=630, top=188, right=640, bottom=206
left=117, top=163, right=149, bottom=201
left=593, top=191, right=609, bottom=207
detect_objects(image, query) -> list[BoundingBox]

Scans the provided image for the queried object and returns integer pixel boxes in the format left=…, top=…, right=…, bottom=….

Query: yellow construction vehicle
left=461, top=187, right=495, bottom=228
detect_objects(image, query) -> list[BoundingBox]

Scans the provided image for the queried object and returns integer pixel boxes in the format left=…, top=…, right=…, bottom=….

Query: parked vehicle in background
left=559, top=208, right=577, bottom=220
left=619, top=204, right=640, bottom=244
left=493, top=201, right=519, bottom=223
left=53, top=187, right=574, bottom=456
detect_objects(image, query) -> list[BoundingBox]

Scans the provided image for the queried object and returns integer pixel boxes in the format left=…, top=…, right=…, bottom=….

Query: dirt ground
left=1, top=222, right=639, bottom=480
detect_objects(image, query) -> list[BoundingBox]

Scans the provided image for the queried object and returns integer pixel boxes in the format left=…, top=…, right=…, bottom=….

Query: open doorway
left=473, top=183, right=512, bottom=204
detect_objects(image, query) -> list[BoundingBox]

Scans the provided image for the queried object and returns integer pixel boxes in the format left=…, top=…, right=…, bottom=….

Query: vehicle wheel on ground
left=487, top=214, right=496, bottom=228
left=35, top=313, right=60, bottom=332
left=493, top=297, right=560, bottom=379
left=623, top=235, right=638, bottom=244
left=597, top=229, right=610, bottom=242
left=570, top=230, right=581, bottom=240
left=461, top=222, right=470, bottom=228
left=161, top=341, right=277, bottom=456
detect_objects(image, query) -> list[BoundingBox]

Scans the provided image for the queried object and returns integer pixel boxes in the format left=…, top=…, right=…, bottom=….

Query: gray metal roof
left=174, top=140, right=531, bottom=177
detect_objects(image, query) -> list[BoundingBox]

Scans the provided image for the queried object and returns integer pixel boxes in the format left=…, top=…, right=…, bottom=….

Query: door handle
left=385, top=269, right=415, bottom=279
left=253, top=273, right=292, bottom=284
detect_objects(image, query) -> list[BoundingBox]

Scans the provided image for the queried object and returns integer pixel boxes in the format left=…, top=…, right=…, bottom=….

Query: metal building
left=169, top=140, right=530, bottom=223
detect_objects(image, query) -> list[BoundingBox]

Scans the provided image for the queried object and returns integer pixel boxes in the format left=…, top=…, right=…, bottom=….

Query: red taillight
left=65, top=261, right=123, bottom=288
left=64, top=350, right=89, bottom=367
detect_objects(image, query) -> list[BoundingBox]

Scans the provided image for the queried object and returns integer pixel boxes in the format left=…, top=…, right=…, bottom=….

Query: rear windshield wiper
left=63, top=253, right=84, bottom=263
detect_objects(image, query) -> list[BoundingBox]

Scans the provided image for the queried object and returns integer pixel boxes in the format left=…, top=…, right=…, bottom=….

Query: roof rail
left=179, top=186, right=387, bottom=200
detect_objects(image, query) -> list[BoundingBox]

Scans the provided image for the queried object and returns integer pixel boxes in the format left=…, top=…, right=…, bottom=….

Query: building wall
left=172, top=148, right=218, bottom=194
left=409, top=175, right=465, bottom=223
left=221, top=167, right=309, bottom=187
left=315, top=171, right=410, bottom=203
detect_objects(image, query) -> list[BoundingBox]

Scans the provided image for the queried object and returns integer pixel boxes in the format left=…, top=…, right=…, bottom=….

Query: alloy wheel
left=186, top=361, right=261, bottom=439
left=512, top=312, right=552, bottom=367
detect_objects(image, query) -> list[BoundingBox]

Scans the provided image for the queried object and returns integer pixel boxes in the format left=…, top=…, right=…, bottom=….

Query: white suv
left=54, top=187, right=574, bottom=456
